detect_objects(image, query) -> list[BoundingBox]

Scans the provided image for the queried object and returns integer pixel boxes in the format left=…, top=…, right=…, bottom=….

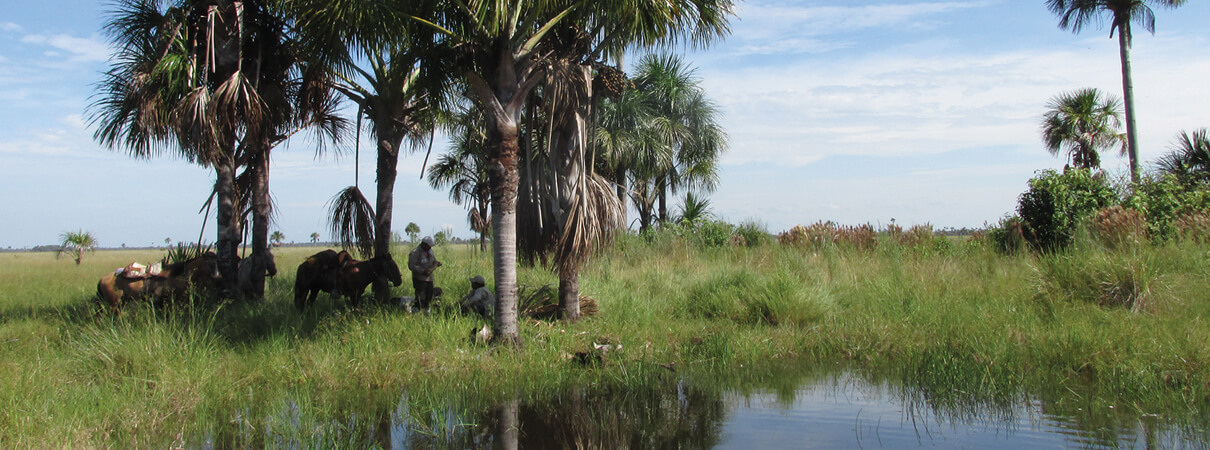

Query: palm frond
left=327, top=186, right=376, bottom=258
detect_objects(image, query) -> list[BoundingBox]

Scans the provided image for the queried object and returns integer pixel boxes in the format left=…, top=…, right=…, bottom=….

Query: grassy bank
left=1, top=236, right=1208, bottom=446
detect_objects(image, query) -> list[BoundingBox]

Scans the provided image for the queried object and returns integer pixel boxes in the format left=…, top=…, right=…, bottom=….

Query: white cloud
left=20, top=33, right=110, bottom=62
left=1, top=22, right=22, bottom=33
left=696, top=33, right=1209, bottom=168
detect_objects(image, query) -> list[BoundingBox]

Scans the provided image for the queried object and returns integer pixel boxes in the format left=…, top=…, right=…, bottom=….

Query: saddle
left=117, top=262, right=165, bottom=280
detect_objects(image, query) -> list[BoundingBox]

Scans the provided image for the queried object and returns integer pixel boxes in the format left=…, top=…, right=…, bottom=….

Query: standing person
left=408, top=236, right=442, bottom=312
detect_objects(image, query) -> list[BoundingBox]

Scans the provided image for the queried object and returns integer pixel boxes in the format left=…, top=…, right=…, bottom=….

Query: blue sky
left=1, top=1, right=1208, bottom=249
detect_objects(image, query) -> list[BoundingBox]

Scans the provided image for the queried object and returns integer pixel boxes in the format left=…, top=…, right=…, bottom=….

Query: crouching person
left=461, top=275, right=494, bottom=320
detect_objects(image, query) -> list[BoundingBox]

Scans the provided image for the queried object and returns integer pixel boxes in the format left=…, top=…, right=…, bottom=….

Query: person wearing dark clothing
left=408, top=236, right=441, bottom=311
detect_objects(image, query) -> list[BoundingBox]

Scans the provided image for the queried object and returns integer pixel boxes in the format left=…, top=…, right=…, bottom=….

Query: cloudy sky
left=1, top=1, right=1207, bottom=248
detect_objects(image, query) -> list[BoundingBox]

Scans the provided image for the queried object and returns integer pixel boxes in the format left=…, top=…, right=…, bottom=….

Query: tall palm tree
left=57, top=230, right=98, bottom=265
left=1040, top=88, right=1124, bottom=170
left=1047, top=0, right=1188, bottom=183
left=519, top=3, right=734, bottom=321
left=1155, top=129, right=1210, bottom=186
left=285, top=0, right=450, bottom=302
left=416, top=0, right=581, bottom=346
left=428, top=104, right=492, bottom=252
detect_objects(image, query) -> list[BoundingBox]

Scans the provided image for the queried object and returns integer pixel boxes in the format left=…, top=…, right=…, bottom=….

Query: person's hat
left=469, top=275, right=486, bottom=285
left=421, top=236, right=435, bottom=246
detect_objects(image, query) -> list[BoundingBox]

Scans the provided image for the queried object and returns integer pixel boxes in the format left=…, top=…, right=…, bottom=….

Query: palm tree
left=428, top=104, right=492, bottom=252
left=285, top=0, right=449, bottom=302
left=405, top=222, right=421, bottom=243
left=1155, top=129, right=1210, bottom=186
left=270, top=231, right=285, bottom=247
left=90, top=0, right=340, bottom=297
left=1047, top=0, right=1188, bottom=183
left=310, top=232, right=320, bottom=243
left=517, top=2, right=734, bottom=321
left=1040, top=88, right=1124, bottom=170
left=57, top=230, right=98, bottom=265
left=599, top=54, right=727, bottom=232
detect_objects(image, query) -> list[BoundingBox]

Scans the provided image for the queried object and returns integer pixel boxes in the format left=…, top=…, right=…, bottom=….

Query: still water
left=203, top=368, right=1210, bottom=449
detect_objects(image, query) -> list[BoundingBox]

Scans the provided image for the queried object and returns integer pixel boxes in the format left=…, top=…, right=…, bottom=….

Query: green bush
left=985, top=216, right=1030, bottom=255
left=733, top=220, right=771, bottom=247
left=1123, top=174, right=1210, bottom=241
left=1017, top=169, right=1115, bottom=252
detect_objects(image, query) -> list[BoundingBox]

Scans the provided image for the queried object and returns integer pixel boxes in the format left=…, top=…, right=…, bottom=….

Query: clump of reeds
left=777, top=221, right=836, bottom=249
left=1087, top=205, right=1147, bottom=249
left=1175, top=210, right=1210, bottom=244
left=1033, top=250, right=1160, bottom=312
left=835, top=224, right=877, bottom=251
left=898, top=224, right=936, bottom=247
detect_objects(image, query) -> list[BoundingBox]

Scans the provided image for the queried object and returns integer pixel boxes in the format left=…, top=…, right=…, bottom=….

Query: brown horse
left=334, top=254, right=403, bottom=307
left=293, top=250, right=351, bottom=309
left=95, top=253, right=220, bottom=314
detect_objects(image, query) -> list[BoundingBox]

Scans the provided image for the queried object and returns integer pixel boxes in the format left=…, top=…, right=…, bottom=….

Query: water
left=197, top=368, right=1210, bottom=449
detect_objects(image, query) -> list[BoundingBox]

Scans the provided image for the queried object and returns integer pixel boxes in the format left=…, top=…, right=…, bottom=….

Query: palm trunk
left=372, top=126, right=403, bottom=303
left=1118, top=27, right=1140, bottom=184
left=657, top=176, right=667, bottom=225
left=490, top=134, right=521, bottom=346
left=492, top=399, right=520, bottom=450
left=215, top=150, right=241, bottom=296
left=558, top=272, right=580, bottom=321
left=615, top=166, right=628, bottom=222
left=247, top=141, right=271, bottom=300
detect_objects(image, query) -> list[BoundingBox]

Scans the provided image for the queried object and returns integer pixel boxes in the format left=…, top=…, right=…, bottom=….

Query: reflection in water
left=190, top=366, right=1210, bottom=449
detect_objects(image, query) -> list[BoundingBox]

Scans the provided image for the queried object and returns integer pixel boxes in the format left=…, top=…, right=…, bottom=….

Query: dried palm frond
left=327, top=186, right=375, bottom=258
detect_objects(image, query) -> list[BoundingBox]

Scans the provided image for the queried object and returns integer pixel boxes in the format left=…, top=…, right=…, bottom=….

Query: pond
left=196, top=366, right=1210, bottom=449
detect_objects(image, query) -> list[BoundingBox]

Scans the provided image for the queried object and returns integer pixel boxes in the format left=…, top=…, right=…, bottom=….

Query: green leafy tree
left=57, top=230, right=98, bottom=265
left=310, top=232, right=321, bottom=243
left=1041, top=88, right=1124, bottom=170
left=1047, top=0, right=1189, bottom=183
left=1017, top=168, right=1116, bottom=251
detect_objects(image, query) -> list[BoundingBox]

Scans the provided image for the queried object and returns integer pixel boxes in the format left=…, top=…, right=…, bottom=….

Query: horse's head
left=376, top=256, right=403, bottom=286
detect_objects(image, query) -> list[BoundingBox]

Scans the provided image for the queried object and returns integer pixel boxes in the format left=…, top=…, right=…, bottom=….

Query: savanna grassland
left=2, top=232, right=1210, bottom=447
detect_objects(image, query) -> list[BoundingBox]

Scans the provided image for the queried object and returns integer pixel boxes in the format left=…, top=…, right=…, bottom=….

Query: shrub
left=1017, top=169, right=1115, bottom=252
left=733, top=220, right=771, bottom=248
left=1123, top=174, right=1210, bottom=241
left=1086, top=205, right=1147, bottom=249
left=985, top=216, right=1030, bottom=255
left=674, top=219, right=734, bottom=248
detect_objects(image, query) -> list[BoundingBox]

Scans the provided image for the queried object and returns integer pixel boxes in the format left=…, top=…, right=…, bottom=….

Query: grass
left=1, top=236, right=1210, bottom=446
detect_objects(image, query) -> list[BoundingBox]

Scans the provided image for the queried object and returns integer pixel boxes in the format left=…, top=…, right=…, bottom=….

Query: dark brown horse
left=293, top=250, right=350, bottom=309
left=334, top=254, right=403, bottom=307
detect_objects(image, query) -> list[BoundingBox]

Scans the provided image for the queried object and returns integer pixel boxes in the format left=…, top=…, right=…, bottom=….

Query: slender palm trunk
left=558, top=272, right=580, bottom=321
left=657, top=176, right=667, bottom=224
left=215, top=150, right=241, bottom=295
left=1118, top=27, right=1141, bottom=183
left=248, top=140, right=272, bottom=300
left=372, top=126, right=403, bottom=303
left=616, top=167, right=628, bottom=221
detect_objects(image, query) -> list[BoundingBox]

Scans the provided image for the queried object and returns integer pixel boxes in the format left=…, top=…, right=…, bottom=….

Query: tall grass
left=1, top=236, right=1209, bottom=446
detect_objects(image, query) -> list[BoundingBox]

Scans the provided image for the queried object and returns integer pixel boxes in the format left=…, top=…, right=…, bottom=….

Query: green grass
left=1, top=238, right=1209, bottom=446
